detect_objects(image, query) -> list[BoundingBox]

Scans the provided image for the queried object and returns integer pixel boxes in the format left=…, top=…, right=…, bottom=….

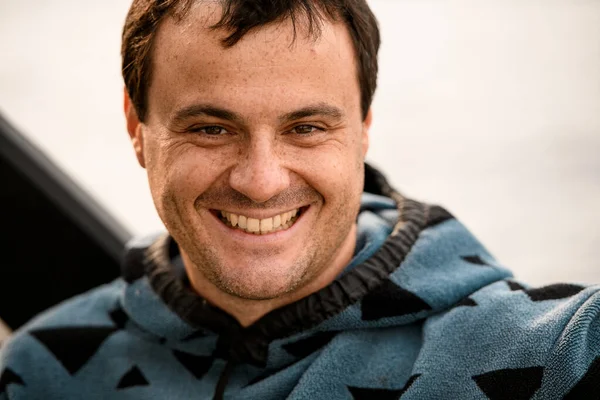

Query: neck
left=182, top=224, right=357, bottom=327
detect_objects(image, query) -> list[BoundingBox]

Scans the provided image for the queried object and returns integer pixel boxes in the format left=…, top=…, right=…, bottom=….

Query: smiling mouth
left=214, top=206, right=308, bottom=235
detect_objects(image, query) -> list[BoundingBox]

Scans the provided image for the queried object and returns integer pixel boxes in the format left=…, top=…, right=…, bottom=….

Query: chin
left=186, top=234, right=304, bottom=293
left=213, top=268, right=304, bottom=301
left=202, top=251, right=310, bottom=300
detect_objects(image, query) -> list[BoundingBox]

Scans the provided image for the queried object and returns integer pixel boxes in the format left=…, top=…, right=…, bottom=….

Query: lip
left=206, top=205, right=312, bottom=244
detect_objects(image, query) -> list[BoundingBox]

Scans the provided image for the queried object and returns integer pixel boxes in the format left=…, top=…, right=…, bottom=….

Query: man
left=1, top=0, right=598, bottom=399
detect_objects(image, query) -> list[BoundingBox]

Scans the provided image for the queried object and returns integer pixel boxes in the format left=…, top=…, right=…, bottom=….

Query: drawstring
left=213, top=360, right=235, bottom=400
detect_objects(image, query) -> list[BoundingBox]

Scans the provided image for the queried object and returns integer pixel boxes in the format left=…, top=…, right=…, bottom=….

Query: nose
left=228, top=135, right=290, bottom=203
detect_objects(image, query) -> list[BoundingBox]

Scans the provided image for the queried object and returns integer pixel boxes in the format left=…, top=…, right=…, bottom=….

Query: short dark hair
left=122, top=0, right=380, bottom=122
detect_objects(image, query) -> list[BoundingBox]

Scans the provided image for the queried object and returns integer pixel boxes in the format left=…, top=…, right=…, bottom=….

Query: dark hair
left=122, top=0, right=380, bottom=122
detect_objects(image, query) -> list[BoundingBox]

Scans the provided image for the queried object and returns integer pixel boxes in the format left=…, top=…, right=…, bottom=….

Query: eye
left=290, top=125, right=323, bottom=135
left=189, top=125, right=229, bottom=135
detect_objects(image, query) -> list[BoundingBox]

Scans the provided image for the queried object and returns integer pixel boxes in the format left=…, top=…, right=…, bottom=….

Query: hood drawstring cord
left=213, top=360, right=235, bottom=400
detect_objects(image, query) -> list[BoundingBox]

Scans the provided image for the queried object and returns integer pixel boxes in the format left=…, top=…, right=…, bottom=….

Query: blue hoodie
left=1, top=165, right=599, bottom=399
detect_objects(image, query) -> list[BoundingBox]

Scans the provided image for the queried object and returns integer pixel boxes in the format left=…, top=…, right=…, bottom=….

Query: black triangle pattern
left=247, top=332, right=339, bottom=388
left=348, top=386, right=403, bottom=400
left=348, top=373, right=420, bottom=400
left=116, top=366, right=150, bottom=389
left=0, top=368, right=25, bottom=393
left=361, top=280, right=432, bottom=321
left=399, top=374, right=421, bottom=396
left=506, top=281, right=585, bottom=302
left=454, top=297, right=478, bottom=308
left=473, top=366, right=544, bottom=400
left=109, top=307, right=129, bottom=330
left=507, top=281, right=526, bottom=291
left=30, top=327, right=117, bottom=375
left=172, top=350, right=214, bottom=380
left=525, top=284, right=585, bottom=302
left=347, top=374, right=420, bottom=399
left=461, top=255, right=491, bottom=266
left=563, top=356, right=600, bottom=399
left=282, top=331, right=338, bottom=359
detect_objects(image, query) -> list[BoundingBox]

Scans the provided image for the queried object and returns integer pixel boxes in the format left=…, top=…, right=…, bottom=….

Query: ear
left=124, top=88, right=146, bottom=168
left=361, top=108, right=372, bottom=158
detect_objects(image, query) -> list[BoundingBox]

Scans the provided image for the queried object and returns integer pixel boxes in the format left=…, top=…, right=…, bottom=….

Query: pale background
left=0, top=0, right=598, bottom=303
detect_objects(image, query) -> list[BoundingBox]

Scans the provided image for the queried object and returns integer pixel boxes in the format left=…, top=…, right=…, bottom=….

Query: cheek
left=290, top=144, right=364, bottom=205
left=148, top=141, right=235, bottom=203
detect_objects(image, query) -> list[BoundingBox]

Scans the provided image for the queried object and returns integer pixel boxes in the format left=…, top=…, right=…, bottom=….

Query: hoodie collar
left=119, top=164, right=512, bottom=365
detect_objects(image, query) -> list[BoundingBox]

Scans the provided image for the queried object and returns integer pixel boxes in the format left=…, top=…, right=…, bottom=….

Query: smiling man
left=2, top=1, right=600, bottom=399
left=128, top=3, right=370, bottom=323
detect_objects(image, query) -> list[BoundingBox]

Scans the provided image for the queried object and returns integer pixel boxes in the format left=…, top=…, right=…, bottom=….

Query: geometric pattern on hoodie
left=2, top=166, right=600, bottom=400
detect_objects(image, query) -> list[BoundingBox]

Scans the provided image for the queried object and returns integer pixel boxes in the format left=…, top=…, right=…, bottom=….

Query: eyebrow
left=169, top=102, right=345, bottom=126
left=170, top=105, right=244, bottom=126
left=278, top=103, right=345, bottom=123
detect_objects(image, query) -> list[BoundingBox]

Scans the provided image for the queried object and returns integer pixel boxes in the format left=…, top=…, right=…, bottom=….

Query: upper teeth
left=220, top=209, right=299, bottom=234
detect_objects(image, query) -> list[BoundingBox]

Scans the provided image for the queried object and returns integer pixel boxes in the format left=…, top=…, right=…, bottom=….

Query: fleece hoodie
left=1, top=164, right=600, bottom=400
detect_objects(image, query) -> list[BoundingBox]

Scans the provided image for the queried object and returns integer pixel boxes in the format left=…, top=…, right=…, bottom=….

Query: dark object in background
left=0, top=112, right=131, bottom=330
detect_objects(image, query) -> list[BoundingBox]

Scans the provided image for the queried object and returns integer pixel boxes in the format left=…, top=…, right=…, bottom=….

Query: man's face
left=128, top=3, right=370, bottom=300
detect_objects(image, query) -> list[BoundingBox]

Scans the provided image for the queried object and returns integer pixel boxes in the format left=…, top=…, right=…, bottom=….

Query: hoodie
left=1, top=165, right=599, bottom=399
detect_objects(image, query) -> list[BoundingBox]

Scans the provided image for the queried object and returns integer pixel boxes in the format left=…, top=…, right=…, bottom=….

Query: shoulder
left=426, top=278, right=600, bottom=345
left=14, top=278, right=126, bottom=332
left=420, top=279, right=600, bottom=398
left=0, top=280, right=125, bottom=397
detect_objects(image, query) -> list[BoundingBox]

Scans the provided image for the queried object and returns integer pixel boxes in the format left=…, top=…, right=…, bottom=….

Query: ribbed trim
left=142, top=164, right=432, bottom=365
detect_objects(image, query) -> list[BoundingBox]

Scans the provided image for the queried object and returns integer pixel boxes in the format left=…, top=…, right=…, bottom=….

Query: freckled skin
left=125, top=3, right=371, bottom=325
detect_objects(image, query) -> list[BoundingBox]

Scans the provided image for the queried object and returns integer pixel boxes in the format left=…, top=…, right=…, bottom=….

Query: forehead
left=146, top=2, right=361, bottom=121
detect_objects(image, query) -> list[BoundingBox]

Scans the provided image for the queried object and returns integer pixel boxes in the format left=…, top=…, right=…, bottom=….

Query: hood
left=118, top=164, right=512, bottom=367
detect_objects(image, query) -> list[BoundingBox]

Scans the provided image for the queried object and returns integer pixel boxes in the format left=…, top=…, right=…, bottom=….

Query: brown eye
left=292, top=125, right=318, bottom=135
left=202, top=126, right=227, bottom=135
